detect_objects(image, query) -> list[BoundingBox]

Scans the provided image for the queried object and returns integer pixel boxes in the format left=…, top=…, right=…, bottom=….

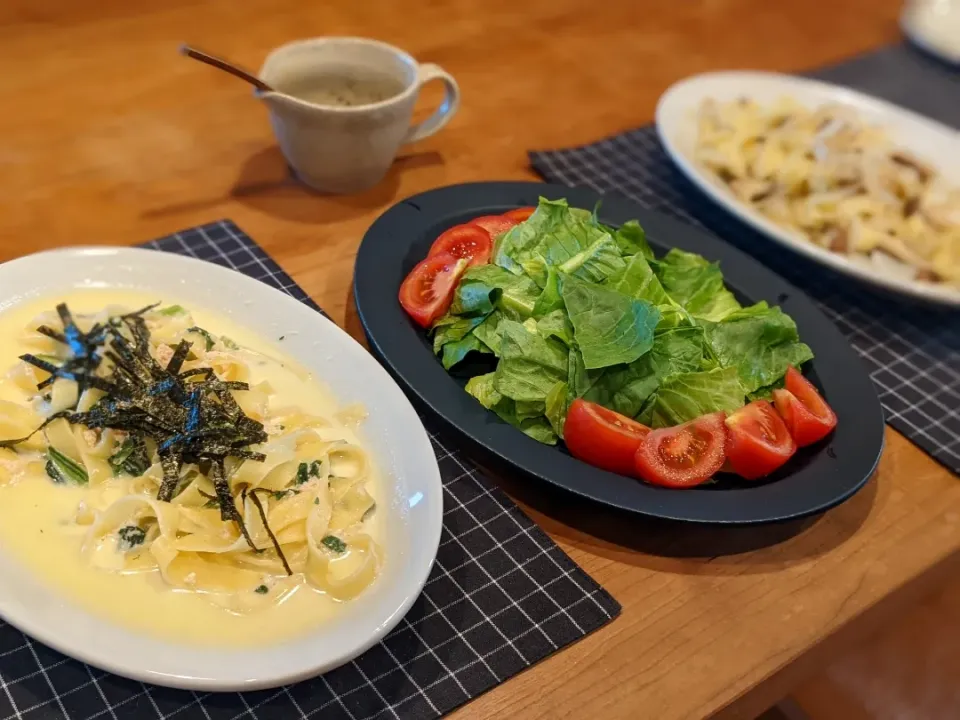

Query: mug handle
left=403, top=63, right=460, bottom=144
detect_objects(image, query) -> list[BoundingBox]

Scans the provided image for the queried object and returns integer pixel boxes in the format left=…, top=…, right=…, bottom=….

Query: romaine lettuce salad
left=429, top=198, right=814, bottom=445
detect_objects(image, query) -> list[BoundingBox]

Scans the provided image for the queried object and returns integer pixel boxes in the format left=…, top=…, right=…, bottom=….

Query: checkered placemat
left=530, top=45, right=960, bottom=476
left=0, top=221, right=620, bottom=720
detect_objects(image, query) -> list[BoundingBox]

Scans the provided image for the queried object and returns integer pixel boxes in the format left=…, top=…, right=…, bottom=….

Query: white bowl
left=902, top=0, right=960, bottom=66
left=656, top=70, right=960, bottom=307
left=0, top=246, right=443, bottom=691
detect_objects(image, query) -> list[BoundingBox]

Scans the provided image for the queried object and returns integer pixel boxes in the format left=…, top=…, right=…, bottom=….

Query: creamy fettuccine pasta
left=0, top=291, right=383, bottom=646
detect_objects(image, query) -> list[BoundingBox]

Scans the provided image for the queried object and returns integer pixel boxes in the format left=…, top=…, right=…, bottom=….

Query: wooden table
left=2, top=1, right=958, bottom=718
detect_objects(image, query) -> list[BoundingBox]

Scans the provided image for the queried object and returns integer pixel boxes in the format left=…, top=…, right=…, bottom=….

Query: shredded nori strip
left=19, top=303, right=154, bottom=400
left=0, top=302, right=274, bottom=555
left=212, top=460, right=260, bottom=552
left=166, top=340, right=192, bottom=375
left=157, top=453, right=184, bottom=502
left=248, top=488, right=293, bottom=575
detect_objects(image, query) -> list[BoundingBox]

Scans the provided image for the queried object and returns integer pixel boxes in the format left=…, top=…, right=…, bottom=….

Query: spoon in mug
left=179, top=44, right=275, bottom=93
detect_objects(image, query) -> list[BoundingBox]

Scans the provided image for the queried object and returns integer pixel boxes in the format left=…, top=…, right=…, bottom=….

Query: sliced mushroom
left=823, top=225, right=850, bottom=253
left=890, top=152, right=933, bottom=184
left=716, top=167, right=736, bottom=184
left=770, top=114, right=791, bottom=130
left=903, top=197, right=921, bottom=218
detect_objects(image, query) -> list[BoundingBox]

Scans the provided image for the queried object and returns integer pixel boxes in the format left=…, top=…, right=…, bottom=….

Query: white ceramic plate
left=0, top=247, right=443, bottom=691
left=901, top=0, right=960, bottom=66
left=656, top=71, right=960, bottom=307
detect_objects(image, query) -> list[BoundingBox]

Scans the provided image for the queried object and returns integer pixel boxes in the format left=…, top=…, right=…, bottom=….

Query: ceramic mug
left=257, top=37, right=460, bottom=194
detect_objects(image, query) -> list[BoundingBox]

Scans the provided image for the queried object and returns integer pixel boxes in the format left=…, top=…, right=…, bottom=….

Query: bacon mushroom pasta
left=694, top=97, right=960, bottom=286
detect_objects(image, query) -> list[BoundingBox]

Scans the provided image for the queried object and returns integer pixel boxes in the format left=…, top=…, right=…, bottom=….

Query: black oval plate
left=354, top=182, right=885, bottom=524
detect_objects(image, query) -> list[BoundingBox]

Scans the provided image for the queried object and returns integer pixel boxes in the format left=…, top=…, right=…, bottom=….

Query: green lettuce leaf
left=613, top=220, right=653, bottom=259
left=655, top=249, right=741, bottom=322
left=561, top=275, right=661, bottom=370
left=638, top=366, right=745, bottom=428
left=514, top=417, right=558, bottom=444
left=451, top=264, right=540, bottom=319
left=566, top=347, right=605, bottom=400
left=545, top=381, right=569, bottom=437
left=494, top=198, right=611, bottom=286
left=470, top=312, right=501, bottom=356
left=465, top=372, right=558, bottom=444
left=431, top=314, right=490, bottom=369
left=440, top=334, right=491, bottom=370
left=609, top=253, right=671, bottom=306
left=515, top=400, right=545, bottom=421
left=700, top=302, right=813, bottom=394
left=493, top=319, right=569, bottom=403
left=536, top=310, right=574, bottom=346
left=656, top=304, right=695, bottom=330
left=432, top=314, right=484, bottom=351
left=584, top=326, right=708, bottom=417
left=532, top=266, right=564, bottom=318
left=465, top=372, right=502, bottom=409
left=558, top=234, right=626, bottom=284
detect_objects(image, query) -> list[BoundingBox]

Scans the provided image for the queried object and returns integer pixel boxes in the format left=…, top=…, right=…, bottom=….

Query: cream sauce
left=0, top=289, right=383, bottom=647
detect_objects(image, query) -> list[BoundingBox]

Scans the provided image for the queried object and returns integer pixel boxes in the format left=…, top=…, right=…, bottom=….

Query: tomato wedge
left=469, top=215, right=517, bottom=239
left=724, top=401, right=796, bottom=479
left=773, top=367, right=837, bottom=446
left=563, top=399, right=651, bottom=476
left=427, top=224, right=493, bottom=267
left=503, top=206, right=536, bottom=223
left=634, top=412, right=727, bottom=488
left=398, top=253, right=468, bottom=328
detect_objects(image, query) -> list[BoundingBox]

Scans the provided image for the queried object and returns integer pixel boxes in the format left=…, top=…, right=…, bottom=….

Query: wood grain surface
left=2, top=1, right=957, bottom=718
left=792, top=575, right=960, bottom=720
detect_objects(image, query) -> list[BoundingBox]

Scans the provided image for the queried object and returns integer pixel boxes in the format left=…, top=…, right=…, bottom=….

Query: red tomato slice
left=503, top=207, right=536, bottom=222
left=563, top=399, right=651, bottom=476
left=427, top=224, right=493, bottom=267
left=469, top=215, right=517, bottom=238
left=724, top=401, right=796, bottom=479
left=772, top=367, right=838, bottom=446
left=398, top=253, right=468, bottom=328
left=634, top=412, right=727, bottom=488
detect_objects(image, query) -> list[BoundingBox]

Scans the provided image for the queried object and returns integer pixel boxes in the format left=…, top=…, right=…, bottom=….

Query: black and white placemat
left=0, top=221, right=620, bottom=720
left=530, top=44, right=960, bottom=476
